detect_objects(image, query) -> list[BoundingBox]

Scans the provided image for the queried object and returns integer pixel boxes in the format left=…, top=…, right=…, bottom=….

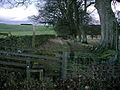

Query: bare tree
left=29, top=0, right=93, bottom=42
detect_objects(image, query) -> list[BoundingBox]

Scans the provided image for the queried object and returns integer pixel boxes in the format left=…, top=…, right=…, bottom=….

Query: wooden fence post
left=40, top=69, right=43, bottom=81
left=62, top=51, right=67, bottom=80
left=26, top=60, right=30, bottom=90
left=32, top=25, right=36, bottom=48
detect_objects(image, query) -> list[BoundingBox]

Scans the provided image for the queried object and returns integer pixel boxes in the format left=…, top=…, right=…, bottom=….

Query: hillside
left=0, top=24, right=56, bottom=36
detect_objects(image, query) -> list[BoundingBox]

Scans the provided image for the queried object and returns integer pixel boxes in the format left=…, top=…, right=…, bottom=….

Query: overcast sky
left=0, top=1, right=120, bottom=25
left=0, top=3, right=38, bottom=24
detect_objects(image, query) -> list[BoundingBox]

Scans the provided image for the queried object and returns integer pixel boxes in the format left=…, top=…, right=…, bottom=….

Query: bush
left=4, top=35, right=56, bottom=49
left=54, top=20, right=70, bottom=36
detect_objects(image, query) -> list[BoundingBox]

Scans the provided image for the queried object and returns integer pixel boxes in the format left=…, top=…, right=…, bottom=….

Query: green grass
left=98, top=50, right=116, bottom=59
left=0, top=24, right=56, bottom=36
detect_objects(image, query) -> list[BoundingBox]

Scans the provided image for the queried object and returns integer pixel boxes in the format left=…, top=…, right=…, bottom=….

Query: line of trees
left=30, top=0, right=120, bottom=49
left=29, top=0, right=94, bottom=43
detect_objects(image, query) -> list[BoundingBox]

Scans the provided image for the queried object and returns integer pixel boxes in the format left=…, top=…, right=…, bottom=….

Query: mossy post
left=40, top=69, right=43, bottom=81
left=26, top=59, right=30, bottom=90
left=32, top=25, right=36, bottom=49
left=62, top=51, right=67, bottom=80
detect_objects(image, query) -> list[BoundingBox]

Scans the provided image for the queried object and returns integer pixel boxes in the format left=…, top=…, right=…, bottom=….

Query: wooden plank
left=0, top=51, right=60, bottom=61
left=0, top=67, right=25, bottom=72
left=30, top=69, right=43, bottom=72
left=0, top=55, right=61, bottom=63
left=0, top=56, right=26, bottom=62
left=0, top=61, right=26, bottom=67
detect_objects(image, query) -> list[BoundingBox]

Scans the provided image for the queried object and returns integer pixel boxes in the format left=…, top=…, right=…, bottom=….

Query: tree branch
left=86, top=2, right=95, bottom=8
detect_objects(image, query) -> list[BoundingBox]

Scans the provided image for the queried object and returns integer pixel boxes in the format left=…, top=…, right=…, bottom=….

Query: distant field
left=0, top=24, right=56, bottom=36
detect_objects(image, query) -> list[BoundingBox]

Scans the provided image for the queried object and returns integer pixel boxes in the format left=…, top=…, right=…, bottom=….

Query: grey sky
left=0, top=3, right=38, bottom=24
left=0, top=1, right=120, bottom=25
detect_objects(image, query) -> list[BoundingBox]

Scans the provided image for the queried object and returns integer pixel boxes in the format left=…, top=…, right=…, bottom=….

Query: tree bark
left=81, top=0, right=87, bottom=43
left=73, top=0, right=82, bottom=41
left=81, top=28, right=87, bottom=43
left=95, top=0, right=118, bottom=49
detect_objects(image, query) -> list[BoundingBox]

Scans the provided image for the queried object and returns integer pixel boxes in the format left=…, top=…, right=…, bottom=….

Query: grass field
left=0, top=24, right=56, bottom=36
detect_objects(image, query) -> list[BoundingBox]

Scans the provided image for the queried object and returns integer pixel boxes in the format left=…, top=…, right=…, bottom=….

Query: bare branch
left=0, top=0, right=33, bottom=8
left=86, top=2, right=95, bottom=8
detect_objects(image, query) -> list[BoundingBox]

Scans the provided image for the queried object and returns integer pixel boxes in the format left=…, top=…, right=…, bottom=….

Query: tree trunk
left=73, top=0, right=82, bottom=41
left=80, top=25, right=87, bottom=43
left=81, top=0, right=87, bottom=43
left=95, top=0, right=118, bottom=49
left=81, top=30, right=87, bottom=43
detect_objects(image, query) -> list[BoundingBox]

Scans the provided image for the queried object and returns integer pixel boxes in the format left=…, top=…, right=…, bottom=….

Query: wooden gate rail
left=0, top=55, right=61, bottom=64
left=0, top=61, right=26, bottom=67
left=0, top=50, right=60, bottom=60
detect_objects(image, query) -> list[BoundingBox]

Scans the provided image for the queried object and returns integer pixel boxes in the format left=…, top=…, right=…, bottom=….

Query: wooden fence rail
left=0, top=50, right=63, bottom=90
left=0, top=50, right=64, bottom=77
left=0, top=50, right=60, bottom=61
left=0, top=61, right=26, bottom=67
